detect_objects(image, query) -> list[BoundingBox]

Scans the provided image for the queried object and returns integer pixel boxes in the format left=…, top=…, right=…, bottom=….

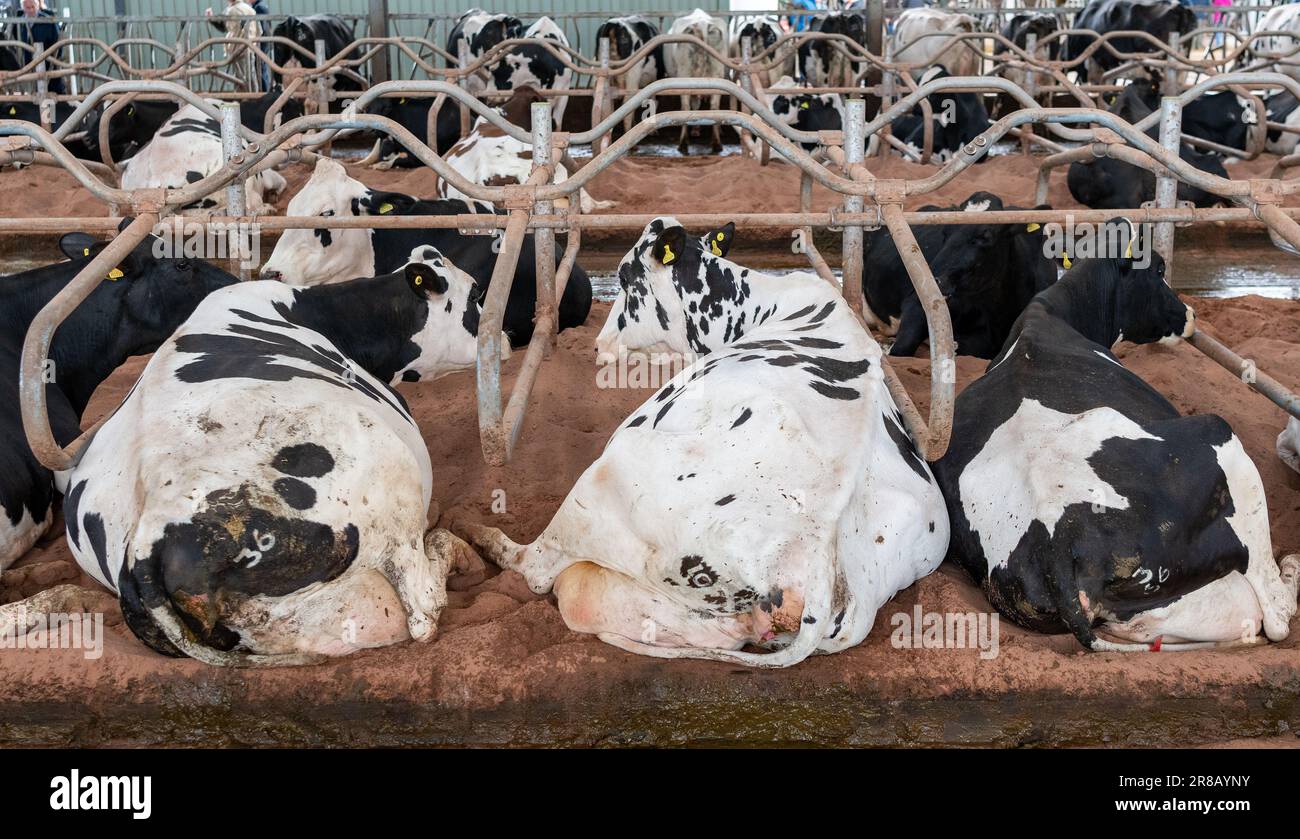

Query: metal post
left=531, top=100, right=557, bottom=351
left=842, top=99, right=866, bottom=316
left=35, top=60, right=50, bottom=132
left=1153, top=96, right=1182, bottom=270
left=314, top=38, right=331, bottom=115
left=220, top=102, right=251, bottom=281
left=64, top=8, right=78, bottom=98
left=368, top=0, right=391, bottom=84
left=594, top=38, right=610, bottom=154
left=739, top=36, right=755, bottom=157
left=1021, top=33, right=1038, bottom=156
left=1164, top=31, right=1181, bottom=96
left=457, top=39, right=473, bottom=137
left=878, top=43, right=894, bottom=158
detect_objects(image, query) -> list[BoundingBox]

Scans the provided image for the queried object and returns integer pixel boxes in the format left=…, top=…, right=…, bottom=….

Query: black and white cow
left=83, top=87, right=303, bottom=164
left=891, top=67, right=992, bottom=163
left=1109, top=74, right=1259, bottom=155
left=0, top=233, right=236, bottom=571
left=258, top=158, right=592, bottom=347
left=1266, top=90, right=1300, bottom=155
left=864, top=192, right=1057, bottom=358
left=731, top=15, right=794, bottom=88
left=0, top=99, right=103, bottom=160
left=992, top=13, right=1060, bottom=117
left=889, top=7, right=979, bottom=78
left=455, top=217, right=949, bottom=666
left=798, top=11, right=867, bottom=88
left=271, top=14, right=361, bottom=93
left=1064, top=0, right=1196, bottom=81
left=364, top=95, right=461, bottom=169
left=447, top=8, right=524, bottom=97
left=1250, top=4, right=1300, bottom=84
left=436, top=87, right=612, bottom=214
left=488, top=16, right=573, bottom=129
left=120, top=102, right=287, bottom=213
left=596, top=15, right=665, bottom=92
left=1067, top=142, right=1228, bottom=209
left=766, top=75, right=846, bottom=151
left=934, top=219, right=1300, bottom=650
left=43, top=253, right=500, bottom=664
left=667, top=8, right=729, bottom=154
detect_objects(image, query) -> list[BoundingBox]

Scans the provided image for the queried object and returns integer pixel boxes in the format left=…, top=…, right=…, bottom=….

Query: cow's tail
left=117, top=539, right=326, bottom=668
left=597, top=557, right=834, bottom=668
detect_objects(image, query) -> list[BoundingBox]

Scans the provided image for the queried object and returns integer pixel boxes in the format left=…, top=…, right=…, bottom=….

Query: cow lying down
left=119, top=103, right=287, bottom=214
left=455, top=218, right=949, bottom=667
left=29, top=249, right=501, bottom=665
left=934, top=220, right=1300, bottom=651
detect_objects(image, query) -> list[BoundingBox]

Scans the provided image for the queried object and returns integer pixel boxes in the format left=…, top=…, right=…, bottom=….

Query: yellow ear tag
left=710, top=241, right=722, bottom=256
left=399, top=98, right=406, bottom=104
left=6, top=106, right=14, bottom=115
left=82, top=248, right=90, bottom=256
left=661, top=243, right=676, bottom=265
left=379, top=202, right=393, bottom=214
left=127, top=105, right=134, bottom=115
left=1125, top=239, right=1134, bottom=258
left=799, top=101, right=810, bottom=109
left=1062, top=254, right=1072, bottom=269
left=1026, top=223, right=1040, bottom=232
left=413, top=275, right=422, bottom=286
left=106, top=267, right=124, bottom=280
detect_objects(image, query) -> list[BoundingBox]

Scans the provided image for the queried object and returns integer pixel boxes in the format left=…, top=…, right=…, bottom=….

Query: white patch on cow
left=961, top=398, right=1161, bottom=574
left=120, top=103, right=285, bottom=215
left=890, top=8, right=978, bottom=78
left=962, top=199, right=990, bottom=212
left=1256, top=4, right=1300, bottom=84
left=0, top=506, right=51, bottom=572
left=260, top=158, right=376, bottom=285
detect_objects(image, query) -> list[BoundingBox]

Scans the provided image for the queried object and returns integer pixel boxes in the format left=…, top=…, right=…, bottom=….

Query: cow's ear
left=362, top=191, right=415, bottom=216
left=652, top=225, right=687, bottom=266
left=705, top=222, right=735, bottom=257
left=406, top=263, right=449, bottom=296
left=58, top=232, right=99, bottom=260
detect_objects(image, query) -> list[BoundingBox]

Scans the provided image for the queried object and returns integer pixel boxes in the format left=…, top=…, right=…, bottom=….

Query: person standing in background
left=205, top=0, right=262, bottom=91
left=17, top=0, right=64, bottom=94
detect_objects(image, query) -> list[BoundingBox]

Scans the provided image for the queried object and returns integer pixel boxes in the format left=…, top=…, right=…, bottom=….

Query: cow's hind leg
left=445, top=517, right=564, bottom=593
left=425, top=527, right=488, bottom=591
left=377, top=539, right=449, bottom=642
left=0, top=584, right=116, bottom=639
left=677, top=94, right=691, bottom=154
left=709, top=93, right=722, bottom=154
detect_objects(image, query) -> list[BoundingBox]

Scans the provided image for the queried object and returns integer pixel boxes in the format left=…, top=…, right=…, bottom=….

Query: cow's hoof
left=1281, top=554, right=1300, bottom=588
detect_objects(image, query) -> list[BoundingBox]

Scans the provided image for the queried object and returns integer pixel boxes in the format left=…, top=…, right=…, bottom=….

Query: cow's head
left=1063, top=218, right=1194, bottom=346
left=260, top=157, right=404, bottom=285
left=56, top=229, right=238, bottom=363
left=469, top=14, right=524, bottom=54
left=386, top=245, right=504, bottom=381
left=500, top=85, right=544, bottom=127
left=737, top=19, right=779, bottom=53
left=926, top=193, right=1020, bottom=299
left=596, top=217, right=739, bottom=360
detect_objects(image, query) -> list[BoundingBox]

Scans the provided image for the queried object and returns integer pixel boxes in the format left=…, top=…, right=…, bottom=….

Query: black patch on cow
left=884, top=410, right=929, bottom=481
left=272, top=442, right=335, bottom=478
left=402, top=369, right=421, bottom=382
left=715, top=494, right=736, bottom=506
left=731, top=407, right=752, bottom=428
left=680, top=555, right=717, bottom=588
left=184, top=170, right=203, bottom=184
left=159, top=117, right=221, bottom=138
left=273, top=477, right=317, bottom=510
left=626, top=415, right=647, bottom=428
left=315, top=228, right=333, bottom=248
left=782, top=304, right=816, bottom=321
left=82, top=511, right=111, bottom=584
left=64, top=480, right=88, bottom=550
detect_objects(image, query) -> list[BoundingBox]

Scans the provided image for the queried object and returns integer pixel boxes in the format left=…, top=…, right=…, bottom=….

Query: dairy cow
left=731, top=15, right=794, bottom=87
left=1067, top=143, right=1227, bottom=209
left=864, top=192, right=1057, bottom=358
left=766, top=75, right=846, bottom=151
left=1110, top=74, right=1260, bottom=155
left=365, top=95, right=462, bottom=169
left=489, top=16, right=573, bottom=129
left=798, top=11, right=867, bottom=88
left=39, top=254, right=499, bottom=664
left=1265, top=90, right=1300, bottom=155
left=120, top=103, right=287, bottom=214
left=595, top=15, right=666, bottom=139
left=1064, top=0, right=1196, bottom=81
left=934, top=220, right=1300, bottom=651
left=271, top=14, right=361, bottom=94
left=0, top=232, right=236, bottom=571
left=889, top=8, right=979, bottom=78
left=436, top=88, right=612, bottom=214
left=447, top=9, right=524, bottom=97
left=259, top=158, right=592, bottom=347
left=667, top=8, right=729, bottom=154
left=1250, top=4, right=1300, bottom=83
left=891, top=67, right=991, bottom=163
left=992, top=13, right=1060, bottom=117
left=454, top=217, right=949, bottom=667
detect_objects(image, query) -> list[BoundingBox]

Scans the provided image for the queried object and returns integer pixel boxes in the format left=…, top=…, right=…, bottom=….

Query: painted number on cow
left=235, top=530, right=276, bottom=568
